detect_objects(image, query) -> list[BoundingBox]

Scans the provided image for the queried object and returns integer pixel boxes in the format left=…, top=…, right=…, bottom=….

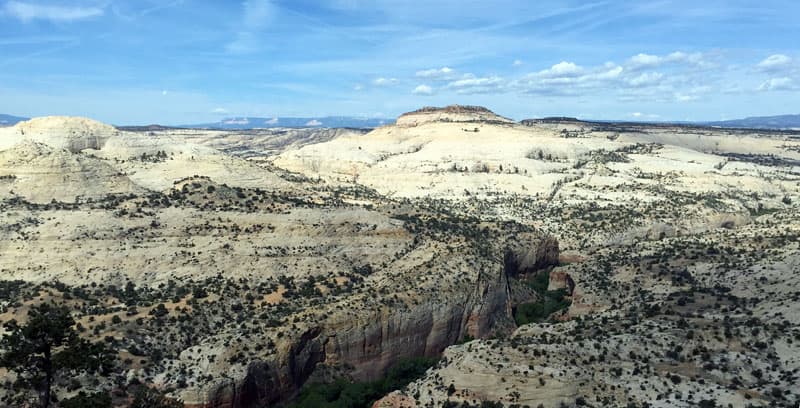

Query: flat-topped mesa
left=0, top=116, right=119, bottom=153
left=395, top=105, right=514, bottom=127
left=520, top=117, right=584, bottom=126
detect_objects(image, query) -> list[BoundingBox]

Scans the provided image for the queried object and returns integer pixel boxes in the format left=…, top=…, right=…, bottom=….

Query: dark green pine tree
left=0, top=303, right=115, bottom=408
left=130, top=386, right=184, bottom=408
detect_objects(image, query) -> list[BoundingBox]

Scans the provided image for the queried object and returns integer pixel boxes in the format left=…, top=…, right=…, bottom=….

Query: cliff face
left=503, top=236, right=560, bottom=277
left=196, top=258, right=515, bottom=408
left=324, top=263, right=513, bottom=380
left=200, top=327, right=327, bottom=408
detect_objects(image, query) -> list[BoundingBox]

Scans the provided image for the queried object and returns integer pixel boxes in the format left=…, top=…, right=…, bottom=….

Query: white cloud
left=372, top=77, right=398, bottom=86
left=675, top=93, right=698, bottom=102
left=353, top=84, right=364, bottom=91
left=402, top=51, right=736, bottom=104
left=672, top=85, right=711, bottom=102
left=305, top=119, right=322, bottom=126
left=627, top=72, right=664, bottom=87
left=226, top=0, right=274, bottom=53
left=415, top=67, right=456, bottom=80
left=212, top=107, right=228, bottom=114
left=512, top=59, right=524, bottom=67
left=594, top=65, right=623, bottom=80
left=628, top=53, right=661, bottom=69
left=447, top=75, right=505, bottom=94
left=511, top=63, right=624, bottom=95
left=627, top=51, right=707, bottom=70
left=630, top=112, right=660, bottom=119
left=412, top=84, right=433, bottom=95
left=667, top=51, right=705, bottom=66
left=538, top=61, right=584, bottom=77
left=3, top=1, right=104, bottom=22
left=757, top=54, right=792, bottom=72
left=758, top=77, right=795, bottom=91
left=426, top=51, right=720, bottom=101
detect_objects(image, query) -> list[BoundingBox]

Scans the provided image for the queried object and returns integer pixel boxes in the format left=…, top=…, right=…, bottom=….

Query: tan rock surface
left=1, top=111, right=799, bottom=407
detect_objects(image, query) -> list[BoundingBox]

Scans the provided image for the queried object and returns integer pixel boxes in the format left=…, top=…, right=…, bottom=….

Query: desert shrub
left=130, top=387, right=183, bottom=408
left=514, top=289, right=571, bottom=325
left=288, top=357, right=438, bottom=408
left=60, top=391, right=112, bottom=408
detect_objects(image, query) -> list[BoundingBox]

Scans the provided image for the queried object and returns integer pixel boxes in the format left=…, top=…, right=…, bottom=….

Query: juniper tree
left=130, top=386, right=184, bottom=408
left=0, top=303, right=114, bottom=408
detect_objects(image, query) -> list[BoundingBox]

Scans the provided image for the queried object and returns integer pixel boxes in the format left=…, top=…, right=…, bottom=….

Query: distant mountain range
left=181, top=116, right=394, bottom=129
left=703, top=114, right=800, bottom=130
left=0, top=114, right=28, bottom=126
left=2, top=113, right=800, bottom=130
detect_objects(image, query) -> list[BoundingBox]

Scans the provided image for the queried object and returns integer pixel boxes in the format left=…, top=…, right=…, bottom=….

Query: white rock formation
left=0, top=116, right=118, bottom=152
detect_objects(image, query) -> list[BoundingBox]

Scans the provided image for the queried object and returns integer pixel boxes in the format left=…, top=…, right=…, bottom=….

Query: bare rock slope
left=0, top=116, right=117, bottom=152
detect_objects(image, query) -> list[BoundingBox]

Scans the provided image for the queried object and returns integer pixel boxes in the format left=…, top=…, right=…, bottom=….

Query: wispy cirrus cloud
left=110, top=0, right=186, bottom=22
left=758, top=77, right=795, bottom=92
left=372, top=77, right=398, bottom=86
left=0, top=35, right=76, bottom=45
left=226, top=0, right=274, bottom=54
left=2, top=1, right=104, bottom=22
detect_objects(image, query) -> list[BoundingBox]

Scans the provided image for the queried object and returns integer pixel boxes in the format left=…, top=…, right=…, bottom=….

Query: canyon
left=1, top=106, right=799, bottom=407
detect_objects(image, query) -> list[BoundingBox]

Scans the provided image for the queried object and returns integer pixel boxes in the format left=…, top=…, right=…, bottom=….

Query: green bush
left=513, top=269, right=572, bottom=325
left=130, top=387, right=183, bottom=408
left=514, top=288, right=571, bottom=325
left=60, top=391, right=112, bottom=408
left=288, top=357, right=438, bottom=408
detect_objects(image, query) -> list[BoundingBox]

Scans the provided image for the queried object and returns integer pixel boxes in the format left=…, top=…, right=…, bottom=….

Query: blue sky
left=0, top=0, right=798, bottom=124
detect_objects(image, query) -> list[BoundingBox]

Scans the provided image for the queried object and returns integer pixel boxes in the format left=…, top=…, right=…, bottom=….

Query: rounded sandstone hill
left=0, top=116, right=118, bottom=153
left=0, top=140, right=144, bottom=203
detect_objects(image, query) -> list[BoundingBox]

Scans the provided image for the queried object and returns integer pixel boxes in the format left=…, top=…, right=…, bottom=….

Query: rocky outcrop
left=0, top=140, right=145, bottom=203
left=503, top=236, right=560, bottom=277
left=395, top=105, right=514, bottom=127
left=324, top=265, right=513, bottom=380
left=520, top=117, right=583, bottom=126
left=407, top=105, right=496, bottom=115
left=195, top=261, right=515, bottom=407
left=547, top=270, right=575, bottom=296
left=199, top=328, right=327, bottom=408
